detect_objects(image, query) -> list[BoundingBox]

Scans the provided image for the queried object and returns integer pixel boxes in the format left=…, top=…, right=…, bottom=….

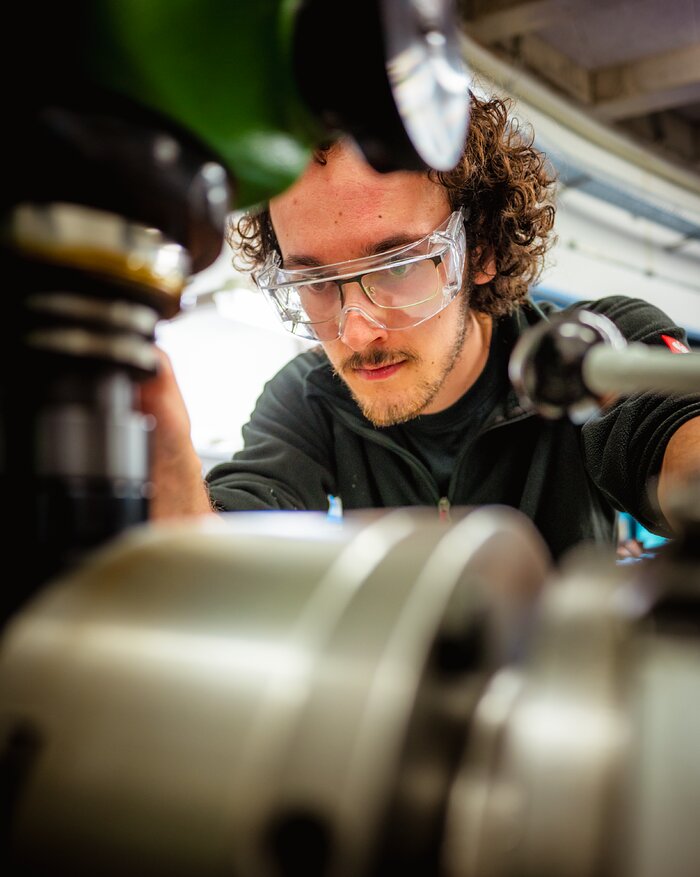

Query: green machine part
left=5, top=1, right=470, bottom=259
left=86, top=0, right=319, bottom=208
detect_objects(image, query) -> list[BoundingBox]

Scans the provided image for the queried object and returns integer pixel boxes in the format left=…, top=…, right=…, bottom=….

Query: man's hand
left=139, top=347, right=216, bottom=520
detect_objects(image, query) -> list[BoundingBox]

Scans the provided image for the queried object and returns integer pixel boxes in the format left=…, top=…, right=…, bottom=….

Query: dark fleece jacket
left=206, top=296, right=700, bottom=559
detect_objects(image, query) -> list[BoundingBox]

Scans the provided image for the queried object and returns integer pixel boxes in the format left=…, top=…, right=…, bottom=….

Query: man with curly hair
left=144, top=93, right=700, bottom=560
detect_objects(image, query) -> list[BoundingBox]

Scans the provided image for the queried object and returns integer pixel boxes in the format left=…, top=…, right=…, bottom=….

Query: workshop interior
left=1, top=2, right=699, bottom=876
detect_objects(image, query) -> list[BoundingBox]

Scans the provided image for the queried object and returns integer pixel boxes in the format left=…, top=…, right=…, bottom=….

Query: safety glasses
left=255, top=208, right=466, bottom=341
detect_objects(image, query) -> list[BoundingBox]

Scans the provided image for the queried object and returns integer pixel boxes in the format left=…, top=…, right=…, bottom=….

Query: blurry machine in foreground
left=1, top=475, right=699, bottom=876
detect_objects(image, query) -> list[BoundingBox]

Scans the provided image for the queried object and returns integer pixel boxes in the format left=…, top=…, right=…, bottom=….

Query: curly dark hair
left=227, top=93, right=557, bottom=318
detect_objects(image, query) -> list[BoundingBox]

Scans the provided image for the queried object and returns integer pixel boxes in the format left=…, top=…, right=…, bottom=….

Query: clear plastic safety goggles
left=255, top=208, right=466, bottom=342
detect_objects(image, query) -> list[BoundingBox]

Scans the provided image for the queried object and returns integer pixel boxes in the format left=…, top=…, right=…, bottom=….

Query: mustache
left=341, top=348, right=419, bottom=372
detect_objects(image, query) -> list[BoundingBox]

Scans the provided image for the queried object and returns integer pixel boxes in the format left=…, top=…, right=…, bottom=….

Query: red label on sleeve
left=660, top=334, right=690, bottom=354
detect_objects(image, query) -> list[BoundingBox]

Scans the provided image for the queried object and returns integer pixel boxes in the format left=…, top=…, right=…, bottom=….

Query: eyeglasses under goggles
left=255, top=208, right=467, bottom=342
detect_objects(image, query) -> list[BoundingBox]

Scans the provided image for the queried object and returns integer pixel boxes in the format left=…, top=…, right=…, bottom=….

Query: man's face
left=269, top=142, right=491, bottom=426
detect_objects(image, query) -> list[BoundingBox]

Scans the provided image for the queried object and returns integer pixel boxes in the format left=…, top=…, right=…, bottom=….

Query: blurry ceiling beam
left=622, top=111, right=700, bottom=165
left=459, top=30, right=700, bottom=217
left=592, top=43, right=700, bottom=120
left=513, top=33, right=594, bottom=104
left=464, top=0, right=577, bottom=44
left=483, top=30, right=700, bottom=149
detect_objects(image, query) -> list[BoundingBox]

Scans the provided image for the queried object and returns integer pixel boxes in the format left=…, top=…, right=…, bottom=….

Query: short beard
left=337, top=292, right=472, bottom=427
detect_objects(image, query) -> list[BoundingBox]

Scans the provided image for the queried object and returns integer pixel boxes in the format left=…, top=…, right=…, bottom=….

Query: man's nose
left=336, top=280, right=388, bottom=350
left=338, top=306, right=389, bottom=351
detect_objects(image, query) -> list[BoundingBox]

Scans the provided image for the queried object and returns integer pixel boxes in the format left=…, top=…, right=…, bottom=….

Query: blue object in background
left=617, top=511, right=668, bottom=565
left=618, top=511, right=668, bottom=550
left=326, top=494, right=344, bottom=523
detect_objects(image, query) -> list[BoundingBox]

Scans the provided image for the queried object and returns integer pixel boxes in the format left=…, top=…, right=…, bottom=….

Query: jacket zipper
left=334, top=406, right=534, bottom=522
left=446, top=408, right=536, bottom=499
left=333, top=409, right=441, bottom=502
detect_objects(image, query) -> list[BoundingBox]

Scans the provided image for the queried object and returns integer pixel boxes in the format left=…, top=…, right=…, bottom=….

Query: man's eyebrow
left=283, top=232, right=423, bottom=269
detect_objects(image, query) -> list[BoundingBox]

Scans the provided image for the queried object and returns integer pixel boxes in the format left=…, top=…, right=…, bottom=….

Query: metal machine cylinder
left=1, top=506, right=699, bottom=876
left=0, top=506, right=548, bottom=877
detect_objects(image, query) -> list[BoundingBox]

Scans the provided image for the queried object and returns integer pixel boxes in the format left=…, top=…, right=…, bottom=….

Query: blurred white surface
left=156, top=247, right=312, bottom=468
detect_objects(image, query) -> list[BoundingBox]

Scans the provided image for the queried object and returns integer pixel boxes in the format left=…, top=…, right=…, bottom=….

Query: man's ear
left=472, top=247, right=496, bottom=286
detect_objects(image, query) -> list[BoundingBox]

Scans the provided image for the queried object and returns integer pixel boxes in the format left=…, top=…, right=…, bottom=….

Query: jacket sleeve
left=204, top=353, right=337, bottom=511
left=578, top=296, right=700, bottom=535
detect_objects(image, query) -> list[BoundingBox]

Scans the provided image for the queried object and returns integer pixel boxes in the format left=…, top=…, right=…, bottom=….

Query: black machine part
left=292, top=0, right=470, bottom=173
left=509, top=308, right=700, bottom=422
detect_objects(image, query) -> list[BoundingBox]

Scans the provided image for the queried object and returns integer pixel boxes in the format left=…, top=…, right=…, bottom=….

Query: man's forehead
left=272, top=141, right=443, bottom=212
left=273, top=170, right=427, bottom=218
left=270, top=154, right=448, bottom=265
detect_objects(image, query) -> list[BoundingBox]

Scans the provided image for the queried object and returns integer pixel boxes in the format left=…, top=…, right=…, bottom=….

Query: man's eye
left=300, top=281, right=335, bottom=296
left=388, top=264, right=412, bottom=277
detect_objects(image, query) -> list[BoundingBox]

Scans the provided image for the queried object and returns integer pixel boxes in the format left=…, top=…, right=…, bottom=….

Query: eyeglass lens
left=298, top=258, right=440, bottom=321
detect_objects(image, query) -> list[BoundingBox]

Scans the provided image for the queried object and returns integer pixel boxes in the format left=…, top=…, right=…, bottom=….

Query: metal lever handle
left=584, top=342, right=700, bottom=396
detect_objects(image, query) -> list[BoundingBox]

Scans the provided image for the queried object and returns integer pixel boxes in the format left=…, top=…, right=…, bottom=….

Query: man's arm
left=579, top=296, right=700, bottom=536
left=139, top=348, right=215, bottom=520
left=657, top=415, right=700, bottom=528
